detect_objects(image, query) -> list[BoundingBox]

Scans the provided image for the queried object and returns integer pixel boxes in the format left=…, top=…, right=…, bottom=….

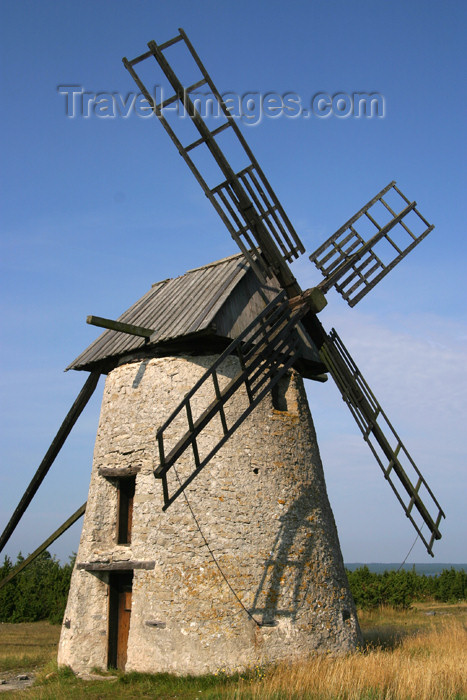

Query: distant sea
left=345, top=563, right=467, bottom=576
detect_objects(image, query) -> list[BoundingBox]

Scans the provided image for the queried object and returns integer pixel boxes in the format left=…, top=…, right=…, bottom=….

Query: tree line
left=0, top=551, right=75, bottom=624
left=346, top=565, right=467, bottom=609
left=0, top=553, right=465, bottom=623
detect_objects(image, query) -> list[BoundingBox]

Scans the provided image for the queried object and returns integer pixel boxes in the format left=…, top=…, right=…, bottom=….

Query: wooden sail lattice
left=123, top=29, right=304, bottom=293
left=154, top=292, right=308, bottom=509
left=320, top=329, right=444, bottom=555
left=309, top=181, right=434, bottom=307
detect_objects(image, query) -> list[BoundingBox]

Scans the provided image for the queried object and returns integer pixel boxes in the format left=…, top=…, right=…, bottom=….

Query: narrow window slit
left=117, top=477, right=136, bottom=545
left=271, top=375, right=290, bottom=412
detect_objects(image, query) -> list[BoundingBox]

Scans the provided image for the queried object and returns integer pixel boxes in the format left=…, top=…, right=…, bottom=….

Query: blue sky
left=1, top=0, right=466, bottom=565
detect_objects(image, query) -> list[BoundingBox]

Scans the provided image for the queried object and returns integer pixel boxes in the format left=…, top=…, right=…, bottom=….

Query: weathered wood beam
left=77, top=560, right=155, bottom=571
left=87, top=315, right=154, bottom=338
left=0, top=372, right=99, bottom=553
left=289, top=287, right=328, bottom=314
left=0, top=503, right=86, bottom=590
left=98, top=466, right=141, bottom=478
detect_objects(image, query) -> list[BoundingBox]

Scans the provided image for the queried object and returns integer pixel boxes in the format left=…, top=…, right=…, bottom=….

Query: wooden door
left=108, top=572, right=133, bottom=670
left=116, top=586, right=132, bottom=669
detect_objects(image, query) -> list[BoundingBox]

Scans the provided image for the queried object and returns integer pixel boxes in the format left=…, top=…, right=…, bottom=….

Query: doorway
left=107, top=571, right=133, bottom=670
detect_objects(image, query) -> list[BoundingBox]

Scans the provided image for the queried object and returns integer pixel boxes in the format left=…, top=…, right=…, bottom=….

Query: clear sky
left=1, top=0, right=466, bottom=566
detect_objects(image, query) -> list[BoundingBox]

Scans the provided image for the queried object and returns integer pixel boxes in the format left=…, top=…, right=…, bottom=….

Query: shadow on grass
left=361, top=625, right=409, bottom=650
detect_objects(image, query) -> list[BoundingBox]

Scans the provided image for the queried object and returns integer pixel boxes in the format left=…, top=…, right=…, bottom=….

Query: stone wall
left=58, top=354, right=360, bottom=674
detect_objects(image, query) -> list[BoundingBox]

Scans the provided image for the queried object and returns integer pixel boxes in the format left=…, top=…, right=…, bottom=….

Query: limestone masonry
left=58, top=353, right=361, bottom=674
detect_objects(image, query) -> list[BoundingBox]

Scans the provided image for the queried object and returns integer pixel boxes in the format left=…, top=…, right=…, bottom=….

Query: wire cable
left=173, top=464, right=262, bottom=627
left=397, top=526, right=422, bottom=572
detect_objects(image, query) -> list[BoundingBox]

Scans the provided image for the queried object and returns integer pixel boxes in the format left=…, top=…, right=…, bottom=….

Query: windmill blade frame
left=309, top=181, right=435, bottom=307
left=154, top=291, right=309, bottom=509
left=320, top=329, right=445, bottom=555
left=123, top=29, right=303, bottom=296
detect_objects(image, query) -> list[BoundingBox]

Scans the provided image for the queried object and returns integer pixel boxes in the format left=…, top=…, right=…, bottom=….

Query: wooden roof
left=67, top=253, right=323, bottom=375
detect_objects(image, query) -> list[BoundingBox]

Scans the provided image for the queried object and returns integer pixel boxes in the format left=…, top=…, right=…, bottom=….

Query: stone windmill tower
left=57, top=254, right=361, bottom=673
left=0, top=28, right=444, bottom=676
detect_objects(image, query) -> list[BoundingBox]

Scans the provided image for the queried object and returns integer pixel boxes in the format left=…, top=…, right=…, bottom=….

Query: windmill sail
left=154, top=291, right=308, bottom=509
left=320, top=329, right=444, bottom=555
left=309, top=181, right=434, bottom=307
left=123, top=29, right=303, bottom=295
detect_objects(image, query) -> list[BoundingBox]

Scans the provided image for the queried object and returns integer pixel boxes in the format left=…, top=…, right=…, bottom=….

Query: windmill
left=0, top=28, right=444, bottom=675
left=118, top=28, right=444, bottom=551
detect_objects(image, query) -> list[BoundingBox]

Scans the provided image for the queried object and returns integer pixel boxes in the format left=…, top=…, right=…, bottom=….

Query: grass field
left=0, top=602, right=466, bottom=698
left=0, top=622, right=60, bottom=674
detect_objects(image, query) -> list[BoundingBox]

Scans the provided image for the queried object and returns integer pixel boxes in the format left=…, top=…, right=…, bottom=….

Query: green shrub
left=0, top=551, right=75, bottom=623
left=346, top=566, right=466, bottom=609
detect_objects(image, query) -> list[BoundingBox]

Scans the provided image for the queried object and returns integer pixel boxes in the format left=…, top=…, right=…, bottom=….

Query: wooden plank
left=318, top=202, right=416, bottom=294
left=178, top=28, right=305, bottom=256
left=78, top=560, right=155, bottom=571
left=130, top=33, right=302, bottom=296
left=117, top=587, right=132, bottom=669
left=160, top=345, right=299, bottom=510
left=98, top=466, right=141, bottom=478
left=86, top=315, right=153, bottom=338
left=185, top=120, right=230, bottom=153
left=320, top=328, right=445, bottom=554
left=0, top=372, right=100, bottom=553
left=309, top=181, right=396, bottom=261
left=127, top=49, right=152, bottom=66
left=158, top=33, right=183, bottom=51
left=0, top=503, right=86, bottom=590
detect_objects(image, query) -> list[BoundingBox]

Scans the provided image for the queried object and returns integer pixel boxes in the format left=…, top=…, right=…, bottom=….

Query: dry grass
left=0, top=622, right=60, bottom=673
left=1, top=605, right=466, bottom=699
left=233, top=605, right=467, bottom=699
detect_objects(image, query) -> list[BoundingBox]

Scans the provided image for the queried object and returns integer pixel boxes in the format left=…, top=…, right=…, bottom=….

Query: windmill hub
left=291, top=287, right=328, bottom=315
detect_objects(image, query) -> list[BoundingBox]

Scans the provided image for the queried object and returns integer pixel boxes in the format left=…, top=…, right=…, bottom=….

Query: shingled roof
left=68, top=253, right=322, bottom=374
